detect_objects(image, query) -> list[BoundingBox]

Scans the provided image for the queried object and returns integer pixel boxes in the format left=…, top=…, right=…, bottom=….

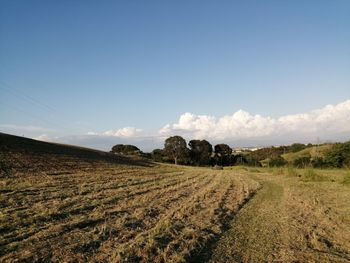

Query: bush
left=268, top=156, right=287, bottom=167
left=111, top=144, right=141, bottom=155
left=289, top=143, right=306, bottom=153
left=324, top=141, right=350, bottom=168
left=301, top=168, right=326, bottom=182
left=310, top=157, right=327, bottom=168
left=293, top=156, right=311, bottom=168
left=151, top=149, right=165, bottom=162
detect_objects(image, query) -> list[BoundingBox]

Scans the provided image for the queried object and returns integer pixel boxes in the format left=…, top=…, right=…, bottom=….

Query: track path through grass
left=207, top=176, right=290, bottom=262
left=206, top=171, right=350, bottom=263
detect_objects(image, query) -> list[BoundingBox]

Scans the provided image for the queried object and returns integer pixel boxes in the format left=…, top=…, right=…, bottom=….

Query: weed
left=286, top=166, right=299, bottom=177
left=301, top=168, right=326, bottom=182
left=342, top=170, right=350, bottom=185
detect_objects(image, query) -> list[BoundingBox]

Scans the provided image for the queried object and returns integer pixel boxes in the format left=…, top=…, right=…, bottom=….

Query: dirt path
left=204, top=173, right=350, bottom=263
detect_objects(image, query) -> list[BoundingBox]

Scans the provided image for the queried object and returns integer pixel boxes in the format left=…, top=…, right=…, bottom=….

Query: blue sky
left=1, top=1, right=350, bottom=150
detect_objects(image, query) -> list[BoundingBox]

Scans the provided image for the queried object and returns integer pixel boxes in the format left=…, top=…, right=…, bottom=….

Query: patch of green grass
left=301, top=168, right=327, bottom=182
left=282, top=144, right=333, bottom=163
left=285, top=167, right=299, bottom=177
left=342, top=171, right=350, bottom=185
left=248, top=168, right=263, bottom=173
left=272, top=168, right=284, bottom=176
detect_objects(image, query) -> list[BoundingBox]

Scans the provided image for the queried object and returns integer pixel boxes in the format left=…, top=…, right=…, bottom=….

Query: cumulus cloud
left=159, top=100, right=350, bottom=141
left=87, top=127, right=142, bottom=137
left=34, top=134, right=53, bottom=142
left=4, top=101, right=350, bottom=151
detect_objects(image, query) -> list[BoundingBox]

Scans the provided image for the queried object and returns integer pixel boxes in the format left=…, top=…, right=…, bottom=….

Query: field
left=281, top=144, right=333, bottom=163
left=1, top=134, right=350, bottom=262
left=210, top=167, right=350, bottom=262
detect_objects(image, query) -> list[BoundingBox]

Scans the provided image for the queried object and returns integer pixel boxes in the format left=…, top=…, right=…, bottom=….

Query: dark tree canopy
left=324, top=141, right=350, bottom=168
left=293, top=156, right=311, bottom=168
left=268, top=156, right=288, bottom=167
left=151, top=149, right=166, bottom=162
left=188, top=139, right=213, bottom=166
left=214, top=144, right=232, bottom=156
left=164, top=136, right=188, bottom=165
left=111, top=144, right=141, bottom=155
left=214, top=144, right=232, bottom=166
left=289, top=143, right=306, bottom=153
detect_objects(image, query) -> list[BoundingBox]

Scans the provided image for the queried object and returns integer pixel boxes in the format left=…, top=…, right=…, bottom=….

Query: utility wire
left=0, top=101, right=63, bottom=130
left=0, top=80, right=56, bottom=113
left=0, top=80, right=97, bottom=133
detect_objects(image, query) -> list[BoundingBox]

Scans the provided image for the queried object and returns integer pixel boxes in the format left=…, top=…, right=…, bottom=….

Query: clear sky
left=1, top=1, right=350, bottom=150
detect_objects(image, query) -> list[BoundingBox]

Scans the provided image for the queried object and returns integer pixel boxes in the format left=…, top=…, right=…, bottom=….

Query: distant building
left=232, top=147, right=262, bottom=153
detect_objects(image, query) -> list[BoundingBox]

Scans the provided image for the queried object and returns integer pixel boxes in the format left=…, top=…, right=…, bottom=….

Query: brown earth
left=1, top=133, right=349, bottom=262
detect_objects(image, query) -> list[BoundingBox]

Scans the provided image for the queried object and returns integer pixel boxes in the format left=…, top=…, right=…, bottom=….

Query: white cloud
left=87, top=127, right=142, bottom=137
left=159, top=100, right=350, bottom=141
left=34, top=134, right=52, bottom=142
left=4, top=100, right=350, bottom=151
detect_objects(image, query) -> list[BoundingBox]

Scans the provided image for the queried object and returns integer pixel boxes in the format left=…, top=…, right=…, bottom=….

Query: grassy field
left=208, top=166, right=350, bottom=262
left=0, top=134, right=260, bottom=262
left=1, top=134, right=350, bottom=262
left=0, top=164, right=260, bottom=262
left=281, top=144, right=333, bottom=163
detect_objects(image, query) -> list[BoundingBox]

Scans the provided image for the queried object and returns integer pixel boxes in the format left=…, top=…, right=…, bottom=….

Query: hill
left=0, top=132, right=150, bottom=177
left=1, top=133, right=349, bottom=262
left=0, top=133, right=261, bottom=262
left=281, top=144, right=333, bottom=163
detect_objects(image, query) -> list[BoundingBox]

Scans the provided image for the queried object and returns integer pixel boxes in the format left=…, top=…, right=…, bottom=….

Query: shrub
left=111, top=144, right=141, bottom=155
left=324, top=141, right=350, bottom=168
left=301, top=168, right=326, bottom=182
left=310, top=157, right=327, bottom=168
left=268, top=156, right=287, bottom=167
left=289, top=143, right=306, bottom=153
left=293, top=156, right=311, bottom=168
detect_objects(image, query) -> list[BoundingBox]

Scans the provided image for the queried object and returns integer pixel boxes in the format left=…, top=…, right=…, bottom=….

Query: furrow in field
left=100, top=172, right=231, bottom=262
left=0, top=171, right=208, bottom=261
left=0, top=171, right=198, bottom=245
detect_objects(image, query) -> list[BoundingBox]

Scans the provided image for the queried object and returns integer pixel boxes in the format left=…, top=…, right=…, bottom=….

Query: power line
left=0, top=80, right=56, bottom=113
left=0, top=80, right=97, bottom=133
left=0, top=101, right=63, bottom=129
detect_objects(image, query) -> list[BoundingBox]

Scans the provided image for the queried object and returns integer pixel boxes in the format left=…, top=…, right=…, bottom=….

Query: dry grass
left=208, top=168, right=350, bottom=262
left=0, top=159, right=259, bottom=262
left=2, top=134, right=349, bottom=262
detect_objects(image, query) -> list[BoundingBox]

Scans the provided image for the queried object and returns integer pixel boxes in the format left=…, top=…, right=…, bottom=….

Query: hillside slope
left=282, top=144, right=333, bottom=163
left=0, top=132, right=150, bottom=177
left=0, top=133, right=260, bottom=262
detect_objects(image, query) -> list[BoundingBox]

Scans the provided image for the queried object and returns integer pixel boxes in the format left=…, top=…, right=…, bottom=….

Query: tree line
left=110, top=135, right=257, bottom=167
left=110, top=136, right=350, bottom=168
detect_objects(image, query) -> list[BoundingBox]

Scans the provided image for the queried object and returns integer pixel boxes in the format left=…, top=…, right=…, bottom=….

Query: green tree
left=324, top=141, right=350, bottom=167
left=188, top=139, right=213, bottom=166
left=164, top=136, right=188, bottom=165
left=111, top=144, right=141, bottom=155
left=151, top=149, right=165, bottom=162
left=289, top=143, right=306, bottom=153
left=268, top=156, right=287, bottom=167
left=214, top=144, right=232, bottom=166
